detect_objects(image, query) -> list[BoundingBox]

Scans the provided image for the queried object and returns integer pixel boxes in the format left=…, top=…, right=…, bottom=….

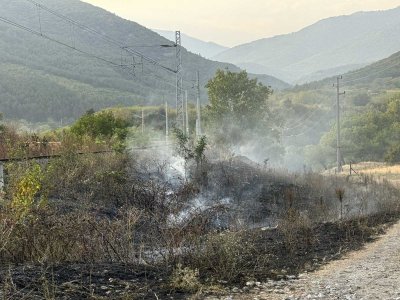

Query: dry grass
left=0, top=135, right=400, bottom=298
left=323, top=161, right=400, bottom=186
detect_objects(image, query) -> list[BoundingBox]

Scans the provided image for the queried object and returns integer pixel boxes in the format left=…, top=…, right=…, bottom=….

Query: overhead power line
left=285, top=56, right=400, bottom=137
left=342, top=61, right=400, bottom=85
left=0, top=15, right=135, bottom=76
left=283, top=105, right=326, bottom=131
left=281, top=109, right=333, bottom=138
left=24, top=0, right=177, bottom=74
left=339, top=54, right=400, bottom=78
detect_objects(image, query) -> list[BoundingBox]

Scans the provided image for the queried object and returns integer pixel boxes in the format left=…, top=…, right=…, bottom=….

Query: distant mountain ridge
left=153, top=29, right=228, bottom=59
left=214, top=6, right=400, bottom=83
left=0, top=0, right=289, bottom=123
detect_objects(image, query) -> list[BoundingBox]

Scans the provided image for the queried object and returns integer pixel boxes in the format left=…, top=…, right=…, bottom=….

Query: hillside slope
left=297, top=50, right=400, bottom=92
left=271, top=50, right=400, bottom=170
left=0, top=0, right=289, bottom=123
left=214, top=6, right=400, bottom=83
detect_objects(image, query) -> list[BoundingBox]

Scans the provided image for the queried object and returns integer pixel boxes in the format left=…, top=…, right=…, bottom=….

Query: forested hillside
left=0, top=0, right=289, bottom=123
left=297, top=51, right=400, bottom=92
left=274, top=51, right=400, bottom=169
left=326, top=94, right=400, bottom=164
left=214, top=6, right=400, bottom=83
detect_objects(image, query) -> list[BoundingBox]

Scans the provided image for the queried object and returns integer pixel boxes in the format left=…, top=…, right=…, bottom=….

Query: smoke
left=169, top=155, right=186, bottom=180
left=167, top=195, right=232, bottom=227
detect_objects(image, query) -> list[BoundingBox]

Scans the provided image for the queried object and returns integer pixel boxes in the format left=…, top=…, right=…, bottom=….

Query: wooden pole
left=0, top=162, right=4, bottom=190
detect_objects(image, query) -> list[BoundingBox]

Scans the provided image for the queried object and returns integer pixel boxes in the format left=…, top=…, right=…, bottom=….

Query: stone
left=246, top=281, right=256, bottom=287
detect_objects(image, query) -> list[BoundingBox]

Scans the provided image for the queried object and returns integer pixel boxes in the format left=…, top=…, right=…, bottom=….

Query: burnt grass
left=0, top=213, right=398, bottom=299
left=249, top=212, right=399, bottom=279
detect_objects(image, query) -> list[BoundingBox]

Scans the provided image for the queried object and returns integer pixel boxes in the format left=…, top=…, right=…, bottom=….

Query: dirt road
left=206, top=220, right=400, bottom=300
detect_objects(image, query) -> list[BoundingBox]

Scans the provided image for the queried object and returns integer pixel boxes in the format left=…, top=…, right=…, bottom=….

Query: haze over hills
left=153, top=29, right=228, bottom=59
left=0, top=0, right=288, bottom=123
left=214, top=6, right=400, bottom=83
left=270, top=49, right=400, bottom=170
left=297, top=50, right=400, bottom=92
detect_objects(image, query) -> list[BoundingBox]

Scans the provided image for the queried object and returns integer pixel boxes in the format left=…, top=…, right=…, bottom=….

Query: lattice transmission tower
left=175, top=31, right=184, bottom=130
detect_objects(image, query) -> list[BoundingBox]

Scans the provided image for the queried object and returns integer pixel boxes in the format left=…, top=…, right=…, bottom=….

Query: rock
left=246, top=281, right=256, bottom=287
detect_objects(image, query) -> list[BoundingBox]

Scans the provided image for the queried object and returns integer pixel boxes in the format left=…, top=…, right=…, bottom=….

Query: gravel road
left=206, top=220, right=400, bottom=300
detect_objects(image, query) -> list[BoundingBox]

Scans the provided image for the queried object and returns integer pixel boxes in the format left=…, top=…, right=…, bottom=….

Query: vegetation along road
left=207, top=220, right=400, bottom=300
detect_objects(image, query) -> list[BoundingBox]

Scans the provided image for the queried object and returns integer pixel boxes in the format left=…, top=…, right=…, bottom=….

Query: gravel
left=205, top=220, right=400, bottom=300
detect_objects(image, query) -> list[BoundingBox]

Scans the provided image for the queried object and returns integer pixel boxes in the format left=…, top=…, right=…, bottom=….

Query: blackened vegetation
left=0, top=147, right=399, bottom=298
left=249, top=213, right=397, bottom=279
left=0, top=213, right=396, bottom=299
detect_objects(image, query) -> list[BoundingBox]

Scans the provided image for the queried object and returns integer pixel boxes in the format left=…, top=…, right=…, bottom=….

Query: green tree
left=318, top=94, right=400, bottom=164
left=70, top=110, right=130, bottom=152
left=206, top=70, right=272, bottom=130
left=384, top=144, right=400, bottom=164
left=71, top=110, right=129, bottom=141
left=205, top=70, right=282, bottom=160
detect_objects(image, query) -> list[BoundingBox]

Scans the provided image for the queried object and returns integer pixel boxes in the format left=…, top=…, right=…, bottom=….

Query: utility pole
left=175, top=30, right=184, bottom=130
left=0, top=162, right=4, bottom=191
left=185, top=90, right=189, bottom=134
left=334, top=76, right=346, bottom=173
left=165, top=101, right=169, bottom=143
left=195, top=70, right=202, bottom=136
left=141, top=107, right=144, bottom=134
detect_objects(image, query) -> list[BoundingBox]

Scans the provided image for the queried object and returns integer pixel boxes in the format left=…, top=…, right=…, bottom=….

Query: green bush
left=384, top=144, right=400, bottom=164
left=70, top=110, right=129, bottom=142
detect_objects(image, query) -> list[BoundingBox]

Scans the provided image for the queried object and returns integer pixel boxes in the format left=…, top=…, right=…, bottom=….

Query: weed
left=169, top=263, right=202, bottom=293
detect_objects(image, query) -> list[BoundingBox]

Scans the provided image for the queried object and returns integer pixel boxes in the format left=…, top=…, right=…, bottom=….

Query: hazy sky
left=83, top=0, right=400, bottom=47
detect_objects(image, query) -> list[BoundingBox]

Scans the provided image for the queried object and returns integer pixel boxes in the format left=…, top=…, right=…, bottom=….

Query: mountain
left=214, top=6, right=400, bottom=83
left=275, top=50, right=400, bottom=170
left=281, top=50, right=400, bottom=128
left=153, top=29, right=228, bottom=59
left=298, top=50, right=400, bottom=91
left=270, top=50, right=400, bottom=151
left=295, top=63, right=367, bottom=85
left=0, top=0, right=289, bottom=123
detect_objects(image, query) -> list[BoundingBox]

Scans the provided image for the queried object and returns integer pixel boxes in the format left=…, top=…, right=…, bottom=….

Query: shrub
left=70, top=110, right=129, bottom=151
left=44, top=152, right=132, bottom=207
left=185, top=231, right=265, bottom=283
left=0, top=207, right=142, bottom=264
left=278, top=208, right=313, bottom=253
left=169, top=264, right=202, bottom=293
left=384, top=144, right=400, bottom=164
left=6, top=162, right=47, bottom=221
